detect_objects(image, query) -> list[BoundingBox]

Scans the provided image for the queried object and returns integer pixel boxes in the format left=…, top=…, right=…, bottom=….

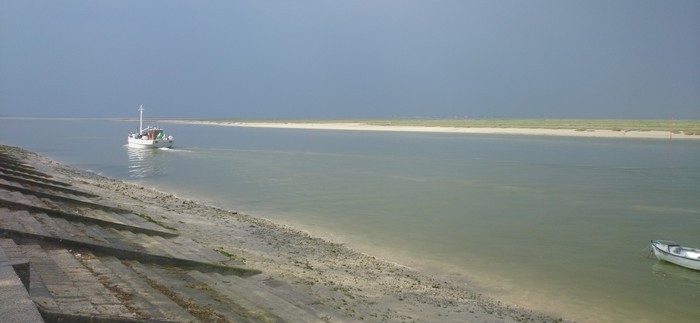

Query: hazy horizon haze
left=1, top=1, right=698, bottom=119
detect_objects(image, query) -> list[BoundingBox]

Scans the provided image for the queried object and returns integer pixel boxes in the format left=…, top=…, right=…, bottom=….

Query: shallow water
left=2, top=118, right=699, bottom=322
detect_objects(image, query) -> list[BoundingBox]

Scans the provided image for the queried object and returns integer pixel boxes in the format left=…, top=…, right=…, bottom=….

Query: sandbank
left=162, top=120, right=699, bottom=140
left=4, top=145, right=565, bottom=322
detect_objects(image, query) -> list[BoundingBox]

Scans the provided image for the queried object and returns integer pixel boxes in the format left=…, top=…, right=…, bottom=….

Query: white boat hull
left=128, top=137, right=174, bottom=148
left=651, top=240, right=700, bottom=271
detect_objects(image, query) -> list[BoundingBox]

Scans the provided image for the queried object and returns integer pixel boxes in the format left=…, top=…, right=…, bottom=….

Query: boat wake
left=159, top=147, right=195, bottom=154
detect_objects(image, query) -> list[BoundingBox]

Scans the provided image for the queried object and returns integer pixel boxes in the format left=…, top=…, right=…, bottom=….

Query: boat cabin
left=135, top=127, right=166, bottom=140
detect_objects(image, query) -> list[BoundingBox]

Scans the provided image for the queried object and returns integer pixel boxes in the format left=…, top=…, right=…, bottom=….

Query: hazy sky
left=1, top=1, right=698, bottom=119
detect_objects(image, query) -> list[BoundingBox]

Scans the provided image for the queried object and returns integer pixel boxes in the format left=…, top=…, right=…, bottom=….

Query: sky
left=1, top=0, right=698, bottom=119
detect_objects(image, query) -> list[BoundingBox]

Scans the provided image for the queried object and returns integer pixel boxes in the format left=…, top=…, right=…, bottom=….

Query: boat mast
left=138, top=105, right=144, bottom=134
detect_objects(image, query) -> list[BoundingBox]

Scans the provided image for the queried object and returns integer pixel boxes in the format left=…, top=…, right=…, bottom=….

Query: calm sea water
left=2, top=118, right=699, bottom=322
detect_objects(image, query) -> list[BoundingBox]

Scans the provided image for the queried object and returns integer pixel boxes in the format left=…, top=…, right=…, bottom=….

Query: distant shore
left=163, top=119, right=700, bottom=140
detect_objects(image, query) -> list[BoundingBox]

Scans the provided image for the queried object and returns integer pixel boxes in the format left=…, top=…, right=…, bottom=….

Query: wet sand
left=12, top=146, right=566, bottom=322
left=163, top=120, right=698, bottom=140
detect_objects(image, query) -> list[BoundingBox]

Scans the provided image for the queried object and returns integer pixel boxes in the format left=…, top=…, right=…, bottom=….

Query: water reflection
left=126, top=146, right=170, bottom=178
left=651, top=261, right=700, bottom=287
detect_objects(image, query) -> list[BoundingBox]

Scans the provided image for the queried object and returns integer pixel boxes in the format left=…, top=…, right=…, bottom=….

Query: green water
left=2, top=119, right=699, bottom=322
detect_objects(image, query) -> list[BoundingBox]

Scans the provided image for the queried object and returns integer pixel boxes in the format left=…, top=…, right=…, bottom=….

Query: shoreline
left=162, top=120, right=699, bottom=140
left=5, top=145, right=566, bottom=322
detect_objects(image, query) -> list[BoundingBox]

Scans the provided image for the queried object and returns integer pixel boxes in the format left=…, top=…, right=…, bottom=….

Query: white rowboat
left=651, top=240, right=700, bottom=271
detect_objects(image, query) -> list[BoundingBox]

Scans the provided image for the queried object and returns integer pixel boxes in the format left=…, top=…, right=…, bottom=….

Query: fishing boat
left=127, top=105, right=174, bottom=148
left=650, top=240, right=700, bottom=271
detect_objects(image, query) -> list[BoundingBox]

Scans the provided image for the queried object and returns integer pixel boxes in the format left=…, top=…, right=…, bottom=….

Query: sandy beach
left=163, top=120, right=699, bottom=140
left=5, top=145, right=565, bottom=322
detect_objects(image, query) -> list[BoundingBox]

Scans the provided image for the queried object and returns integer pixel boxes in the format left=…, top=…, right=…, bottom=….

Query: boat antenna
left=138, top=104, right=144, bottom=134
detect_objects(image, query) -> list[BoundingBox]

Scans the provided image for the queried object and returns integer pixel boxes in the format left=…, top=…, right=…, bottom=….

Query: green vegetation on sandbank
left=201, top=119, right=700, bottom=135
left=365, top=119, right=700, bottom=135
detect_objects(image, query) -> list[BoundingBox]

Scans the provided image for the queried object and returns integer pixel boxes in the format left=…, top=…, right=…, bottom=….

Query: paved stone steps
left=126, top=261, right=262, bottom=322
left=0, top=194, right=177, bottom=238
left=14, top=192, right=48, bottom=209
left=1, top=179, right=177, bottom=238
left=70, top=206, right=132, bottom=226
left=49, top=201, right=175, bottom=236
left=48, top=248, right=136, bottom=318
left=0, top=168, right=69, bottom=187
left=0, top=238, right=31, bottom=290
left=39, top=213, right=109, bottom=245
left=19, top=244, right=99, bottom=315
left=109, top=229, right=166, bottom=255
left=0, top=168, right=70, bottom=187
left=0, top=178, right=22, bottom=188
left=5, top=190, right=36, bottom=206
left=104, top=229, right=230, bottom=266
left=2, top=183, right=135, bottom=217
left=0, top=155, right=28, bottom=167
left=99, top=227, right=145, bottom=251
left=35, top=196, right=76, bottom=213
left=32, top=212, right=84, bottom=242
left=243, top=273, right=348, bottom=321
left=16, top=242, right=195, bottom=321
left=27, top=264, right=57, bottom=310
left=247, top=274, right=346, bottom=320
left=0, top=207, right=84, bottom=245
left=64, top=206, right=177, bottom=236
left=0, top=154, right=35, bottom=168
left=77, top=255, right=153, bottom=319
left=149, top=235, right=210, bottom=264
left=4, top=236, right=305, bottom=321
left=106, top=230, right=223, bottom=268
left=77, top=208, right=175, bottom=235
left=161, top=235, right=231, bottom=264
left=14, top=210, right=52, bottom=237
left=0, top=208, right=27, bottom=232
left=0, top=239, right=44, bottom=323
left=1, top=190, right=79, bottom=219
left=188, top=270, right=336, bottom=322
left=0, top=265, right=44, bottom=323
left=0, top=180, right=91, bottom=205
left=136, top=233, right=190, bottom=261
left=26, top=195, right=54, bottom=210
left=7, top=239, right=208, bottom=322
left=0, top=208, right=87, bottom=243
left=26, top=195, right=53, bottom=209
left=43, top=213, right=132, bottom=247
left=0, top=238, right=28, bottom=262
left=0, top=188, right=14, bottom=200
left=97, top=256, right=198, bottom=321
left=112, top=211, right=170, bottom=232
left=42, top=189, right=89, bottom=204
left=69, top=221, right=116, bottom=245
left=0, top=208, right=227, bottom=268
left=0, top=172, right=96, bottom=198
left=49, top=216, right=94, bottom=241
left=106, top=230, right=156, bottom=254
left=0, top=162, right=50, bottom=179
left=105, top=210, right=154, bottom=228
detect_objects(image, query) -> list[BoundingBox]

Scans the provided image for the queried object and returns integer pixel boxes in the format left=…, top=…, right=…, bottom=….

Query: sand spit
left=163, top=120, right=698, bottom=140
left=1, top=145, right=566, bottom=322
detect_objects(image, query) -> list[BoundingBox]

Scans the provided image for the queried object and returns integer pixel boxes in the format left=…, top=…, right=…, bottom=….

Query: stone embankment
left=0, top=147, right=347, bottom=322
